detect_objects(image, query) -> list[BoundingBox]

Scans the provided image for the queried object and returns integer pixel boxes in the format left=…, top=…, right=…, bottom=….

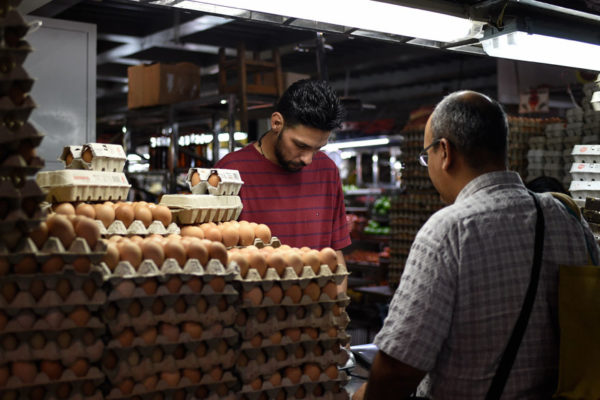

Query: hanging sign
left=519, top=88, right=549, bottom=114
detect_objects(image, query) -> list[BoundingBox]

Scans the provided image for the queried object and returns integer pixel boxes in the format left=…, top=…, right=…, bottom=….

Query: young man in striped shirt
left=216, top=79, right=350, bottom=290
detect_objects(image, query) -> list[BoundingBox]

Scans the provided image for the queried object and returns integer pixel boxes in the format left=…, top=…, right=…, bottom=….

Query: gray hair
left=430, top=90, right=508, bottom=169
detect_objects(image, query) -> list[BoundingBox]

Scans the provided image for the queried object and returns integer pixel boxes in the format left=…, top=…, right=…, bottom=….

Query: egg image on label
left=151, top=205, right=172, bottom=227
left=207, top=172, right=220, bottom=187
left=54, top=202, right=75, bottom=216
left=115, top=203, right=135, bottom=227
left=47, top=214, right=76, bottom=248
left=75, top=203, right=96, bottom=219
left=190, top=171, right=201, bottom=186
left=94, top=203, right=115, bottom=228
left=242, top=286, right=263, bottom=306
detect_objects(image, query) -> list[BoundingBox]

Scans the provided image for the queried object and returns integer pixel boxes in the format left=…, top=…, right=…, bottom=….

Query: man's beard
left=274, top=131, right=306, bottom=172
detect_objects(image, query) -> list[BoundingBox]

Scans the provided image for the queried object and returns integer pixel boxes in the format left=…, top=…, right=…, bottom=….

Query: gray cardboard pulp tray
left=36, top=170, right=131, bottom=203
left=571, top=144, right=600, bottom=163
left=159, top=194, right=242, bottom=224
left=187, top=168, right=244, bottom=196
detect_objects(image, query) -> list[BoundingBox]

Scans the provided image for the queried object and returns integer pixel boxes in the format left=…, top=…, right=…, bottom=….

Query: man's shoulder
left=215, top=144, right=258, bottom=168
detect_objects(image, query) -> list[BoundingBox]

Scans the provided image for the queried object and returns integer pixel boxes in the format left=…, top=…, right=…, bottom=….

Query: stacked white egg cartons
left=1, top=3, right=105, bottom=399
left=569, top=145, right=600, bottom=208
left=507, top=116, right=531, bottom=180
left=544, top=121, right=568, bottom=186
left=523, top=117, right=563, bottom=182
left=231, top=245, right=351, bottom=400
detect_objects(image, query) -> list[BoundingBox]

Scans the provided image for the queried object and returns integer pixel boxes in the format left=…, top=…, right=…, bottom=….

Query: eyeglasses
left=418, top=139, right=441, bottom=167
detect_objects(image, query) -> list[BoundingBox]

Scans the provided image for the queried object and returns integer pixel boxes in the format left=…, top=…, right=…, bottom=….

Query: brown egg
left=264, top=284, right=283, bottom=304
left=103, top=243, right=120, bottom=271
left=303, top=282, right=321, bottom=301
left=14, top=255, right=37, bottom=274
left=196, top=297, right=208, bottom=313
left=285, top=251, right=304, bottom=275
left=161, top=370, right=181, bottom=387
left=229, top=252, right=249, bottom=277
left=238, top=225, right=255, bottom=246
left=0, top=310, right=6, bottom=330
left=2, top=282, right=18, bottom=303
left=73, top=256, right=91, bottom=273
left=303, top=250, right=321, bottom=274
left=64, top=151, right=74, bottom=166
left=136, top=327, right=156, bottom=347
left=128, top=300, right=142, bottom=317
left=269, top=371, right=282, bottom=387
left=248, top=252, right=267, bottom=277
left=118, top=378, right=134, bottom=395
left=118, top=328, right=135, bottom=347
left=54, top=202, right=75, bottom=216
left=152, top=298, right=165, bottom=315
left=243, top=287, right=263, bottom=306
left=12, top=361, right=37, bottom=383
left=187, top=239, right=209, bottom=265
left=129, top=235, right=144, bottom=245
left=250, top=377, right=262, bottom=391
left=319, top=247, right=338, bottom=272
left=70, top=359, right=89, bottom=377
left=143, top=374, right=158, bottom=390
left=42, top=257, right=62, bottom=276
left=209, top=241, right=228, bottom=265
left=187, top=276, right=203, bottom=293
left=127, top=350, right=140, bottom=366
left=160, top=323, right=179, bottom=342
left=326, top=327, right=338, bottom=338
left=295, top=386, right=306, bottom=399
left=56, top=278, right=72, bottom=300
left=294, top=345, right=306, bottom=359
left=118, top=241, right=142, bottom=269
left=164, top=276, right=182, bottom=294
left=254, top=224, right=272, bottom=243
left=134, top=204, right=153, bottom=228
left=29, top=221, right=48, bottom=248
left=303, top=327, right=319, bottom=340
left=2, top=333, right=17, bottom=350
left=221, top=225, right=239, bottom=247
left=269, top=331, right=283, bottom=345
left=285, top=285, right=302, bottom=303
left=256, top=308, right=268, bottom=323
left=207, top=172, right=220, bottom=187
left=75, top=203, right=96, bottom=219
left=284, top=366, right=302, bottom=384
left=29, top=332, right=46, bottom=349
left=82, top=329, right=96, bottom=346
left=69, top=306, right=90, bottom=327
left=209, top=277, right=225, bottom=292
left=210, top=366, right=223, bottom=382
left=151, top=205, right=172, bottom=227
left=190, top=171, right=201, bottom=186
left=47, top=214, right=76, bottom=248
left=115, top=203, right=134, bottom=227
left=139, top=278, right=157, bottom=295
left=183, top=368, right=202, bottom=384
left=94, top=204, right=115, bottom=228
left=173, top=297, right=186, bottom=313
left=82, top=147, right=93, bottom=163
left=304, top=363, right=321, bottom=381
left=163, top=241, right=187, bottom=266
left=141, top=240, right=165, bottom=267
left=284, top=328, right=301, bottom=342
left=181, top=226, right=204, bottom=239
left=0, top=258, right=7, bottom=276
left=203, top=226, right=222, bottom=242
left=325, top=364, right=339, bottom=379
left=272, top=347, right=286, bottom=362
left=267, top=251, right=286, bottom=276
left=45, top=310, right=65, bottom=329
left=323, top=281, right=338, bottom=300
left=183, top=322, right=203, bottom=339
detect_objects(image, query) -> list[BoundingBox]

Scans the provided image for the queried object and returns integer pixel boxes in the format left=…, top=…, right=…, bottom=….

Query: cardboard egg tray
left=59, top=143, right=127, bottom=172
left=570, top=163, right=600, bottom=181
left=585, top=110, right=600, bottom=124
left=0, top=381, right=103, bottom=400
left=0, top=95, right=35, bottom=129
left=107, top=347, right=237, bottom=382
left=240, top=330, right=349, bottom=355
left=36, top=169, right=131, bottom=203
left=0, top=0, right=23, bottom=14
left=1, top=336, right=104, bottom=363
left=239, top=372, right=349, bottom=400
left=106, top=326, right=237, bottom=351
left=0, top=63, right=33, bottom=98
left=106, top=302, right=237, bottom=335
left=238, top=348, right=349, bottom=382
left=159, top=194, right=242, bottom=224
left=1, top=365, right=104, bottom=391
left=572, top=145, right=600, bottom=163
left=0, top=42, right=32, bottom=68
left=99, top=219, right=180, bottom=236
left=0, top=121, right=43, bottom=149
left=236, top=263, right=348, bottom=292
left=1, top=236, right=107, bottom=266
left=0, top=307, right=105, bottom=333
left=187, top=167, right=244, bottom=196
left=0, top=281, right=105, bottom=310
left=105, top=371, right=237, bottom=400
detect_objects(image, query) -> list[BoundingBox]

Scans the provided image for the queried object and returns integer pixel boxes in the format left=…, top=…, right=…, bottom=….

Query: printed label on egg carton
left=239, top=371, right=349, bottom=400
left=1, top=308, right=105, bottom=334
left=1, top=365, right=104, bottom=391
left=238, top=348, right=349, bottom=382
left=187, top=168, right=244, bottom=196
left=572, top=145, right=600, bottom=163
left=106, top=371, right=238, bottom=400
left=237, top=308, right=350, bottom=339
left=160, top=194, right=242, bottom=224
left=1, top=336, right=104, bottom=364
left=59, top=143, right=127, bottom=172
left=235, top=263, right=349, bottom=291
left=107, top=348, right=237, bottom=383
left=106, top=303, right=237, bottom=336
left=36, top=170, right=131, bottom=203
left=0, top=235, right=107, bottom=265
left=98, top=219, right=180, bottom=236
left=571, top=163, right=600, bottom=181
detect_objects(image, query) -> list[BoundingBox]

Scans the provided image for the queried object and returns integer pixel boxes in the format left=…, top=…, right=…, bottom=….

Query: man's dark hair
left=526, top=176, right=569, bottom=195
left=275, top=79, right=345, bottom=131
left=430, top=90, right=508, bottom=169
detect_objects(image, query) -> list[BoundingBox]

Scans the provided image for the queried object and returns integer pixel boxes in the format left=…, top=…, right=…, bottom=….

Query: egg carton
left=0, top=121, right=43, bottom=150
left=236, top=263, right=349, bottom=291
left=106, top=303, right=237, bottom=335
left=0, top=207, right=45, bottom=237
left=187, top=168, right=244, bottom=196
left=1, top=337, right=104, bottom=364
left=570, top=163, right=600, bottom=181
left=0, top=148, right=44, bottom=180
left=569, top=181, right=600, bottom=204
left=237, top=309, right=350, bottom=339
left=571, top=145, right=600, bottom=163
left=0, top=304, right=105, bottom=333
left=59, top=143, right=127, bottom=172
left=1, top=236, right=107, bottom=265
left=585, top=110, right=600, bottom=124
left=160, top=194, right=242, bottom=224
left=105, top=371, right=237, bottom=400
left=0, top=94, right=35, bottom=127
left=0, top=63, right=33, bottom=98
left=107, top=348, right=237, bottom=382
left=238, top=348, right=349, bottom=382
left=0, top=177, right=45, bottom=211
left=566, top=108, right=584, bottom=123
left=99, top=219, right=180, bottom=236
left=106, top=326, right=238, bottom=351
left=1, top=365, right=103, bottom=390
left=0, top=37, right=32, bottom=67
left=0, top=381, right=104, bottom=400
left=0, top=286, right=105, bottom=310
left=36, top=170, right=131, bottom=203
left=566, top=122, right=584, bottom=136
left=239, top=371, right=349, bottom=400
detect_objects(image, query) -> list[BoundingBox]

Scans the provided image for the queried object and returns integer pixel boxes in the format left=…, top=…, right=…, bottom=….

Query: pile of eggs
left=181, top=220, right=272, bottom=248
left=1, top=214, right=106, bottom=398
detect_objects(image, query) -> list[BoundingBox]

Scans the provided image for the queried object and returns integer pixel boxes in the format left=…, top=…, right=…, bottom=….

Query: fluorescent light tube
left=481, top=31, right=600, bottom=71
left=322, top=138, right=389, bottom=151
left=186, top=0, right=476, bottom=42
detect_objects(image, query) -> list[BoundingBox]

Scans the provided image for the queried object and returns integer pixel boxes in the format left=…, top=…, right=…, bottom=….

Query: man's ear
left=271, top=112, right=284, bottom=134
left=440, top=138, right=453, bottom=171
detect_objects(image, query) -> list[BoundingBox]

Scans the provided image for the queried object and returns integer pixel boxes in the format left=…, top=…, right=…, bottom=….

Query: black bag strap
left=485, top=191, right=545, bottom=400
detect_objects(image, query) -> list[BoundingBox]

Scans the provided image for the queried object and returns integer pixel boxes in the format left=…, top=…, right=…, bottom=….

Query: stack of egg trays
left=101, top=256, right=239, bottom=400
left=234, top=261, right=351, bottom=400
left=96, top=218, right=180, bottom=237
left=0, top=232, right=107, bottom=399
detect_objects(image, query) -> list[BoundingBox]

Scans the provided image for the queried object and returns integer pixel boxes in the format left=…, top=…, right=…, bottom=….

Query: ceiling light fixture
left=322, top=138, right=390, bottom=152
left=481, top=19, right=600, bottom=71
left=175, top=0, right=479, bottom=42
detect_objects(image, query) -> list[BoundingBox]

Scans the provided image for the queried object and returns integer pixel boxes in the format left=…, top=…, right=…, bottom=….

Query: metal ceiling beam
left=97, top=15, right=236, bottom=64
left=22, top=0, right=82, bottom=16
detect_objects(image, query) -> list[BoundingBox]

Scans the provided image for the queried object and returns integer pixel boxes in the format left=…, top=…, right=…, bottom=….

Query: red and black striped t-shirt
left=215, top=144, right=351, bottom=250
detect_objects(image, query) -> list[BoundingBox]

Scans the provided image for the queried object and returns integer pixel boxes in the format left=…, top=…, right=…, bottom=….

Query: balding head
left=430, top=90, right=508, bottom=170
